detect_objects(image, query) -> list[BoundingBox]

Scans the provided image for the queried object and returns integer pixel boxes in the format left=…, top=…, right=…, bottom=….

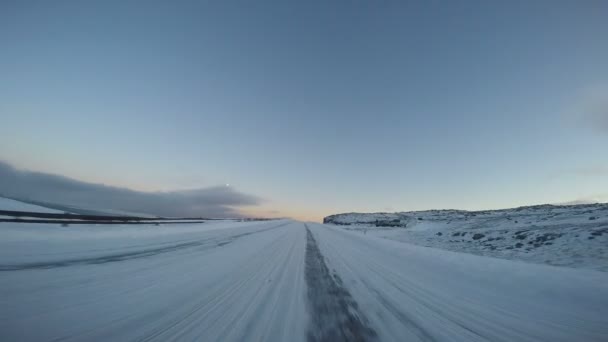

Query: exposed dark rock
left=472, top=233, right=485, bottom=240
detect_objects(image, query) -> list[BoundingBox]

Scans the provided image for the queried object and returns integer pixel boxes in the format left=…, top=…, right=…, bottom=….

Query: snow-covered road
left=1, top=220, right=607, bottom=341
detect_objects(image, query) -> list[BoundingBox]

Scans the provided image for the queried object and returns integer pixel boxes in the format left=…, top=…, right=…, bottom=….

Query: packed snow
left=1, top=219, right=607, bottom=341
left=308, top=223, right=608, bottom=341
left=0, top=220, right=308, bottom=341
left=324, top=203, right=608, bottom=272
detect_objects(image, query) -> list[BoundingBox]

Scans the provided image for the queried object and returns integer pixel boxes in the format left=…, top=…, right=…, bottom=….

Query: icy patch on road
left=304, top=225, right=377, bottom=342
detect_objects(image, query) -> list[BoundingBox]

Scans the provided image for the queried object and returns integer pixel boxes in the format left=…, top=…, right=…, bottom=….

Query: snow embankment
left=324, top=203, right=608, bottom=272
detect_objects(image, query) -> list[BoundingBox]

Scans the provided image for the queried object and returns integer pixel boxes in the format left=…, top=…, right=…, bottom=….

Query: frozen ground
left=324, top=203, right=608, bottom=272
left=1, top=219, right=607, bottom=341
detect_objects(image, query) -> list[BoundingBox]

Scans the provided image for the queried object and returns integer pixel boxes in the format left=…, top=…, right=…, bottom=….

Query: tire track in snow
left=134, top=223, right=304, bottom=342
left=304, top=224, right=377, bottom=342
left=0, top=222, right=290, bottom=271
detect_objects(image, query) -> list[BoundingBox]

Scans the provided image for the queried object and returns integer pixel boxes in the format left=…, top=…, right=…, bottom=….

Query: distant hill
left=324, top=203, right=608, bottom=272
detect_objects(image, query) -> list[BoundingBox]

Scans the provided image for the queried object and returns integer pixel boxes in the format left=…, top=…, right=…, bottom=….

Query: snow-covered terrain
left=0, top=197, right=65, bottom=214
left=1, top=219, right=607, bottom=341
left=324, top=203, right=608, bottom=272
left=0, top=220, right=308, bottom=341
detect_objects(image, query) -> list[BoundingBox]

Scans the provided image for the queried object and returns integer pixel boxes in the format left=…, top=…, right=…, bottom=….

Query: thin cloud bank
left=0, top=161, right=261, bottom=218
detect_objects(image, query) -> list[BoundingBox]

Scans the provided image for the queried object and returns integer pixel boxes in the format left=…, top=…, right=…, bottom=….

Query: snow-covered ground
left=1, top=219, right=607, bottom=341
left=324, top=203, right=608, bottom=272
left=0, top=220, right=308, bottom=341
left=308, top=223, right=608, bottom=341
left=0, top=197, right=65, bottom=213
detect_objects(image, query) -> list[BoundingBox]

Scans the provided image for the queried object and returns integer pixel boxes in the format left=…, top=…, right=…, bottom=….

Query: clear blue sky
left=1, top=1, right=607, bottom=221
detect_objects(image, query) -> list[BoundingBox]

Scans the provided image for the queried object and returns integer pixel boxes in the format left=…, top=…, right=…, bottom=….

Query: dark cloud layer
left=0, top=161, right=261, bottom=217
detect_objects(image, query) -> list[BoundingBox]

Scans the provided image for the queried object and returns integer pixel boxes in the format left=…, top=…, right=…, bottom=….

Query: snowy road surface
left=1, top=220, right=607, bottom=341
